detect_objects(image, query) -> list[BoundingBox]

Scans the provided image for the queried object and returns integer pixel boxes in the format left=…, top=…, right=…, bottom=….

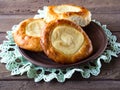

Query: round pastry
left=13, top=18, right=46, bottom=52
left=44, top=4, right=91, bottom=27
left=40, top=19, right=93, bottom=64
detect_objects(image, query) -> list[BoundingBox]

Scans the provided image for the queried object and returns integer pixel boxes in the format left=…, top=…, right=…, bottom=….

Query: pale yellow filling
left=51, top=26, right=84, bottom=55
left=26, top=20, right=45, bottom=37
left=54, top=5, right=81, bottom=13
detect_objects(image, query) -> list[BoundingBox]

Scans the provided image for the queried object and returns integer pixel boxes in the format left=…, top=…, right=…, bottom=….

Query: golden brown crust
left=44, top=4, right=91, bottom=27
left=40, top=19, right=93, bottom=64
left=13, top=18, right=46, bottom=52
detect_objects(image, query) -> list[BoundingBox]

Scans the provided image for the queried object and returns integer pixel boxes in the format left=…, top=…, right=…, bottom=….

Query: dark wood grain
left=0, top=80, right=120, bottom=90
left=0, top=0, right=119, bottom=15
left=0, top=33, right=6, bottom=43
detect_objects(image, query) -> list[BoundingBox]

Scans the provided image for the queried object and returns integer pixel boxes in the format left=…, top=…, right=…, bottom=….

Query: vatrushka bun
left=13, top=18, right=46, bottom=52
left=13, top=4, right=93, bottom=64
left=40, top=19, right=93, bottom=64
left=44, top=4, right=91, bottom=27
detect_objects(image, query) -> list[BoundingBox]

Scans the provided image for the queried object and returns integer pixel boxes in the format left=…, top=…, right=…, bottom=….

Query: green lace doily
left=0, top=20, right=120, bottom=82
left=0, top=7, right=120, bottom=82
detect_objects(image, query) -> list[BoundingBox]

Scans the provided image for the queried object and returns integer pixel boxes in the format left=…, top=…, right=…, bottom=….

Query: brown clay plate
left=18, top=21, right=108, bottom=69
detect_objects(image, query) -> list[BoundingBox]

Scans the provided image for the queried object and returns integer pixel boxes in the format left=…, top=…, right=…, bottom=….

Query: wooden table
left=0, top=0, right=120, bottom=90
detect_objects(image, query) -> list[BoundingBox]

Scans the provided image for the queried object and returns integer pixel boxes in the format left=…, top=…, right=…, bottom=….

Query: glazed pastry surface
left=44, top=4, right=91, bottom=27
left=41, top=19, right=93, bottom=64
left=13, top=18, right=46, bottom=52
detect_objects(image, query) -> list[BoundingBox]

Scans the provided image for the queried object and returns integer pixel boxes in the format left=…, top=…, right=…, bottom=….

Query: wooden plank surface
left=0, top=0, right=120, bottom=14
left=0, top=0, right=120, bottom=90
left=0, top=80, right=120, bottom=90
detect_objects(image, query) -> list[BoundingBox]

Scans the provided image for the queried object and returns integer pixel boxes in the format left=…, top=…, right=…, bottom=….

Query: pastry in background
left=13, top=18, right=46, bottom=52
left=44, top=4, right=91, bottom=27
left=40, top=19, right=93, bottom=64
